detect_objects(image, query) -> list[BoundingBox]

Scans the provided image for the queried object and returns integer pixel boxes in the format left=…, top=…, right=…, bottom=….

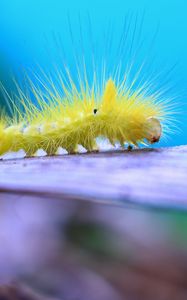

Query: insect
left=0, top=17, right=176, bottom=158
left=0, top=75, right=173, bottom=158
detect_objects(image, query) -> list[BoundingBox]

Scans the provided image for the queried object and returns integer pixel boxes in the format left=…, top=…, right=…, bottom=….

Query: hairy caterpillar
left=0, top=18, right=176, bottom=158
left=0, top=76, right=172, bottom=157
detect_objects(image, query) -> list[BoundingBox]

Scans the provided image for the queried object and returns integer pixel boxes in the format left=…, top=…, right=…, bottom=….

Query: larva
left=0, top=77, right=172, bottom=157
left=0, top=17, right=176, bottom=158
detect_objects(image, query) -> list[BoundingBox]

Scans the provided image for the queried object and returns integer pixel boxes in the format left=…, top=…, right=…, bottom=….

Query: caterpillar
left=0, top=18, right=176, bottom=158
left=0, top=76, right=173, bottom=157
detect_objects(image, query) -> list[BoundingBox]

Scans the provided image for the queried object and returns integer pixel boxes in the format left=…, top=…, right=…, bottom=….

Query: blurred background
left=0, top=0, right=187, bottom=146
left=1, top=195, right=187, bottom=300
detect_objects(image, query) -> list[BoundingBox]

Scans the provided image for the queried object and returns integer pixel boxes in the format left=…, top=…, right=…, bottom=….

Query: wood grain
left=0, top=145, right=187, bottom=210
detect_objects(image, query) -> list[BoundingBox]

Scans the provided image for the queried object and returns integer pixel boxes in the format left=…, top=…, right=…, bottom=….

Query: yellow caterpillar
left=0, top=73, right=173, bottom=157
left=0, top=15, right=177, bottom=157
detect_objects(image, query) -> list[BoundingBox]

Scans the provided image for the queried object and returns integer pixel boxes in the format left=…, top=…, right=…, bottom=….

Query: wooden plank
left=0, top=145, right=187, bottom=210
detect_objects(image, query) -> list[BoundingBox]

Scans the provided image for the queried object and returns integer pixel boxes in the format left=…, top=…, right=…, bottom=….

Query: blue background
left=0, top=0, right=187, bottom=146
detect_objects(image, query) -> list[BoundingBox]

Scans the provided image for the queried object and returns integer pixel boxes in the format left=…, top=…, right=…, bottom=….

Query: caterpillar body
left=0, top=76, right=171, bottom=157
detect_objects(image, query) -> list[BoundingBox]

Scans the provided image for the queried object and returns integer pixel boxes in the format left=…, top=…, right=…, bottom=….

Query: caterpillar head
left=144, top=117, right=162, bottom=144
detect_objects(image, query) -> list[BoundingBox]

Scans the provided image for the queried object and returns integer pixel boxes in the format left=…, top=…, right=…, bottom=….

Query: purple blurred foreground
left=0, top=146, right=187, bottom=299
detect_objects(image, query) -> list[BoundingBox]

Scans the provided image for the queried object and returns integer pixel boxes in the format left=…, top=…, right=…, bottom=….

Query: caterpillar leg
left=23, top=144, right=39, bottom=157
left=127, top=145, right=133, bottom=151
left=46, top=144, right=58, bottom=156
left=25, top=149, right=37, bottom=157
left=116, top=130, right=126, bottom=148
left=127, top=142, right=139, bottom=151
left=65, top=144, right=78, bottom=154
left=81, top=139, right=99, bottom=153
left=108, top=137, right=115, bottom=147
left=117, top=136, right=125, bottom=148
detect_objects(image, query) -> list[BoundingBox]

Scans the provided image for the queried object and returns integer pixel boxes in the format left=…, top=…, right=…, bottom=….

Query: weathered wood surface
left=0, top=145, right=187, bottom=210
